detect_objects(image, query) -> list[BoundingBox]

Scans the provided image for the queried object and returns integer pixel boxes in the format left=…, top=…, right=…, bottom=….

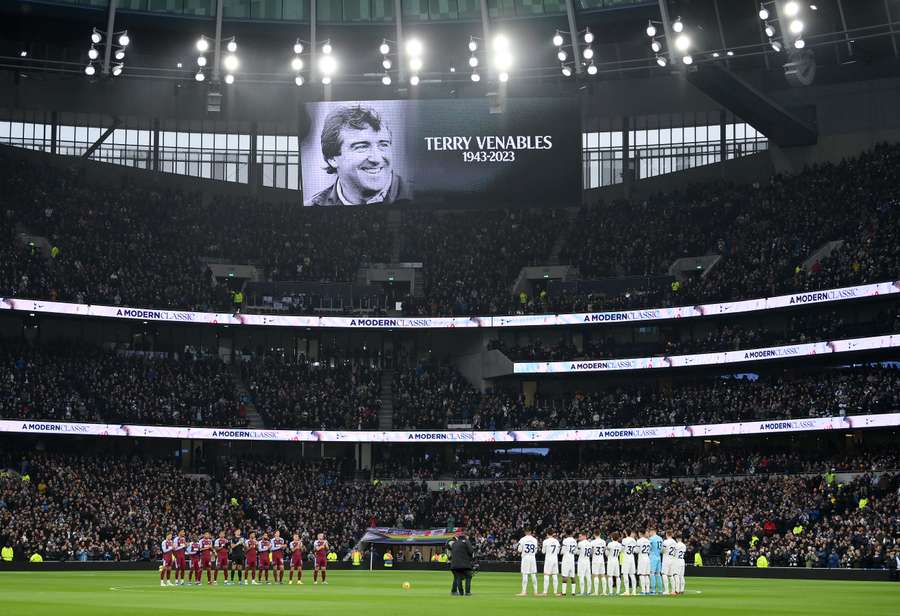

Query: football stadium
left=1, top=0, right=899, bottom=614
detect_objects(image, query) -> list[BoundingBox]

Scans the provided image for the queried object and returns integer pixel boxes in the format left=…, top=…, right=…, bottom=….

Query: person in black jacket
left=448, top=532, right=475, bottom=596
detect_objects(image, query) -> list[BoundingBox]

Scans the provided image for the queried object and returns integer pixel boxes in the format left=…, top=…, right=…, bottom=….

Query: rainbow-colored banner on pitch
left=359, top=527, right=463, bottom=545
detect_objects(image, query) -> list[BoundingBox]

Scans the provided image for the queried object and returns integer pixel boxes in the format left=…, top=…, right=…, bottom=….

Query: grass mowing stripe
left=0, top=571, right=897, bottom=616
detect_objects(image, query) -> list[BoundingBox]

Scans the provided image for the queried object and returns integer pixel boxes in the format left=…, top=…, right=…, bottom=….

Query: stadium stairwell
left=231, top=365, right=265, bottom=428
left=387, top=210, right=403, bottom=263
left=379, top=369, right=395, bottom=430
left=547, top=209, right=576, bottom=266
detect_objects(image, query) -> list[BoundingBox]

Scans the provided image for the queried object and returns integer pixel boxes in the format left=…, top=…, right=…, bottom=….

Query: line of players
left=158, top=529, right=331, bottom=587
left=516, top=528, right=687, bottom=597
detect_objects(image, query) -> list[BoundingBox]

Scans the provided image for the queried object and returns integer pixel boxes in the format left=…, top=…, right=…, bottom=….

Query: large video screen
left=299, top=98, right=580, bottom=206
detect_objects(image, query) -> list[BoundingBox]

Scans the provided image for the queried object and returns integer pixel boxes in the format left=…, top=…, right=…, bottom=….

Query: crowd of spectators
left=2, top=341, right=897, bottom=432
left=0, top=344, right=242, bottom=426
left=398, top=208, right=569, bottom=316
left=490, top=302, right=900, bottom=361
left=430, top=471, right=900, bottom=569
left=373, top=445, right=900, bottom=481
left=392, top=363, right=480, bottom=429
left=532, top=143, right=900, bottom=315
left=0, top=152, right=388, bottom=311
left=0, top=452, right=225, bottom=562
left=223, top=458, right=424, bottom=557
left=3, top=143, right=899, bottom=318
left=445, top=366, right=900, bottom=430
left=242, top=356, right=381, bottom=430
left=2, top=450, right=896, bottom=570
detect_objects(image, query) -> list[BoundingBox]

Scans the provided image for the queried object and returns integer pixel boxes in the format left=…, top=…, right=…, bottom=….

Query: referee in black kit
left=447, top=531, right=475, bottom=596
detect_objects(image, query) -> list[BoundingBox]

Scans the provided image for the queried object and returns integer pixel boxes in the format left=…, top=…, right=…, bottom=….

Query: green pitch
left=0, top=570, right=897, bottom=616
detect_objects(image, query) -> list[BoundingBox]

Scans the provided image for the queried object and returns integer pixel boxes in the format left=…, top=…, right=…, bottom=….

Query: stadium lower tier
left=1, top=436, right=898, bottom=570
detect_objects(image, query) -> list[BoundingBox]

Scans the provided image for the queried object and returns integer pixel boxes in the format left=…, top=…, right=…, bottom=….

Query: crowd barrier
left=2, top=280, right=897, bottom=330
left=2, top=412, right=898, bottom=443
left=514, top=334, right=900, bottom=374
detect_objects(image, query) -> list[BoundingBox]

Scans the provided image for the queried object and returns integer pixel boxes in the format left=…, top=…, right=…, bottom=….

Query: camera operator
left=447, top=531, right=475, bottom=596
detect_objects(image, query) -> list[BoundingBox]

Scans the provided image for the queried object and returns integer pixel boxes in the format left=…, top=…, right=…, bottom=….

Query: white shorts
left=521, top=557, right=537, bottom=575
left=591, top=559, right=605, bottom=575
left=637, top=556, right=651, bottom=575
left=662, top=559, right=676, bottom=576
left=577, top=560, right=590, bottom=577
left=543, top=558, right=559, bottom=575
left=622, top=556, right=636, bottom=575
left=675, top=560, right=685, bottom=576
left=606, top=561, right=620, bottom=577
left=560, top=559, right=576, bottom=578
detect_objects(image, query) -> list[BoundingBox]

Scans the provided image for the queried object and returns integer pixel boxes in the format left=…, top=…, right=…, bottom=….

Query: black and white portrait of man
left=304, top=104, right=412, bottom=206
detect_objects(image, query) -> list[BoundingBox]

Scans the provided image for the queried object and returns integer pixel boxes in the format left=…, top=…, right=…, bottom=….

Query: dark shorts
left=230, top=551, right=244, bottom=564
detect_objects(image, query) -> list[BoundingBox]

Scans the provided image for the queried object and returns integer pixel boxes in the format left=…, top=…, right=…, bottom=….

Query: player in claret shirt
left=173, top=530, right=187, bottom=586
left=245, top=532, right=259, bottom=585
left=288, top=533, right=304, bottom=585
left=199, top=532, right=214, bottom=585
left=313, top=533, right=329, bottom=585
left=213, top=531, right=230, bottom=584
left=271, top=531, right=286, bottom=584
left=187, top=536, right=202, bottom=585
left=258, top=532, right=272, bottom=585
left=160, top=532, right=175, bottom=587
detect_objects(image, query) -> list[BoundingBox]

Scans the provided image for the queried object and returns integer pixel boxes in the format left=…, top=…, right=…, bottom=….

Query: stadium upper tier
left=1, top=449, right=897, bottom=568
left=1, top=143, right=899, bottom=323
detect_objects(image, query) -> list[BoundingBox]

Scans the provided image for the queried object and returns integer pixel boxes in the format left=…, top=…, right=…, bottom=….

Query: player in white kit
left=517, top=529, right=539, bottom=596
left=541, top=530, right=561, bottom=596
left=589, top=531, right=607, bottom=596
left=576, top=533, right=592, bottom=596
left=661, top=531, right=677, bottom=595
left=605, top=532, right=623, bottom=595
left=560, top=531, right=578, bottom=596
left=673, top=534, right=687, bottom=595
left=636, top=531, right=652, bottom=595
left=621, top=530, right=638, bottom=596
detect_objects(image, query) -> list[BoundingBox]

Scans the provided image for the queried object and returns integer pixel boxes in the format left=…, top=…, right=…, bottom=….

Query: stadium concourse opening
left=3, top=0, right=900, bottom=613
